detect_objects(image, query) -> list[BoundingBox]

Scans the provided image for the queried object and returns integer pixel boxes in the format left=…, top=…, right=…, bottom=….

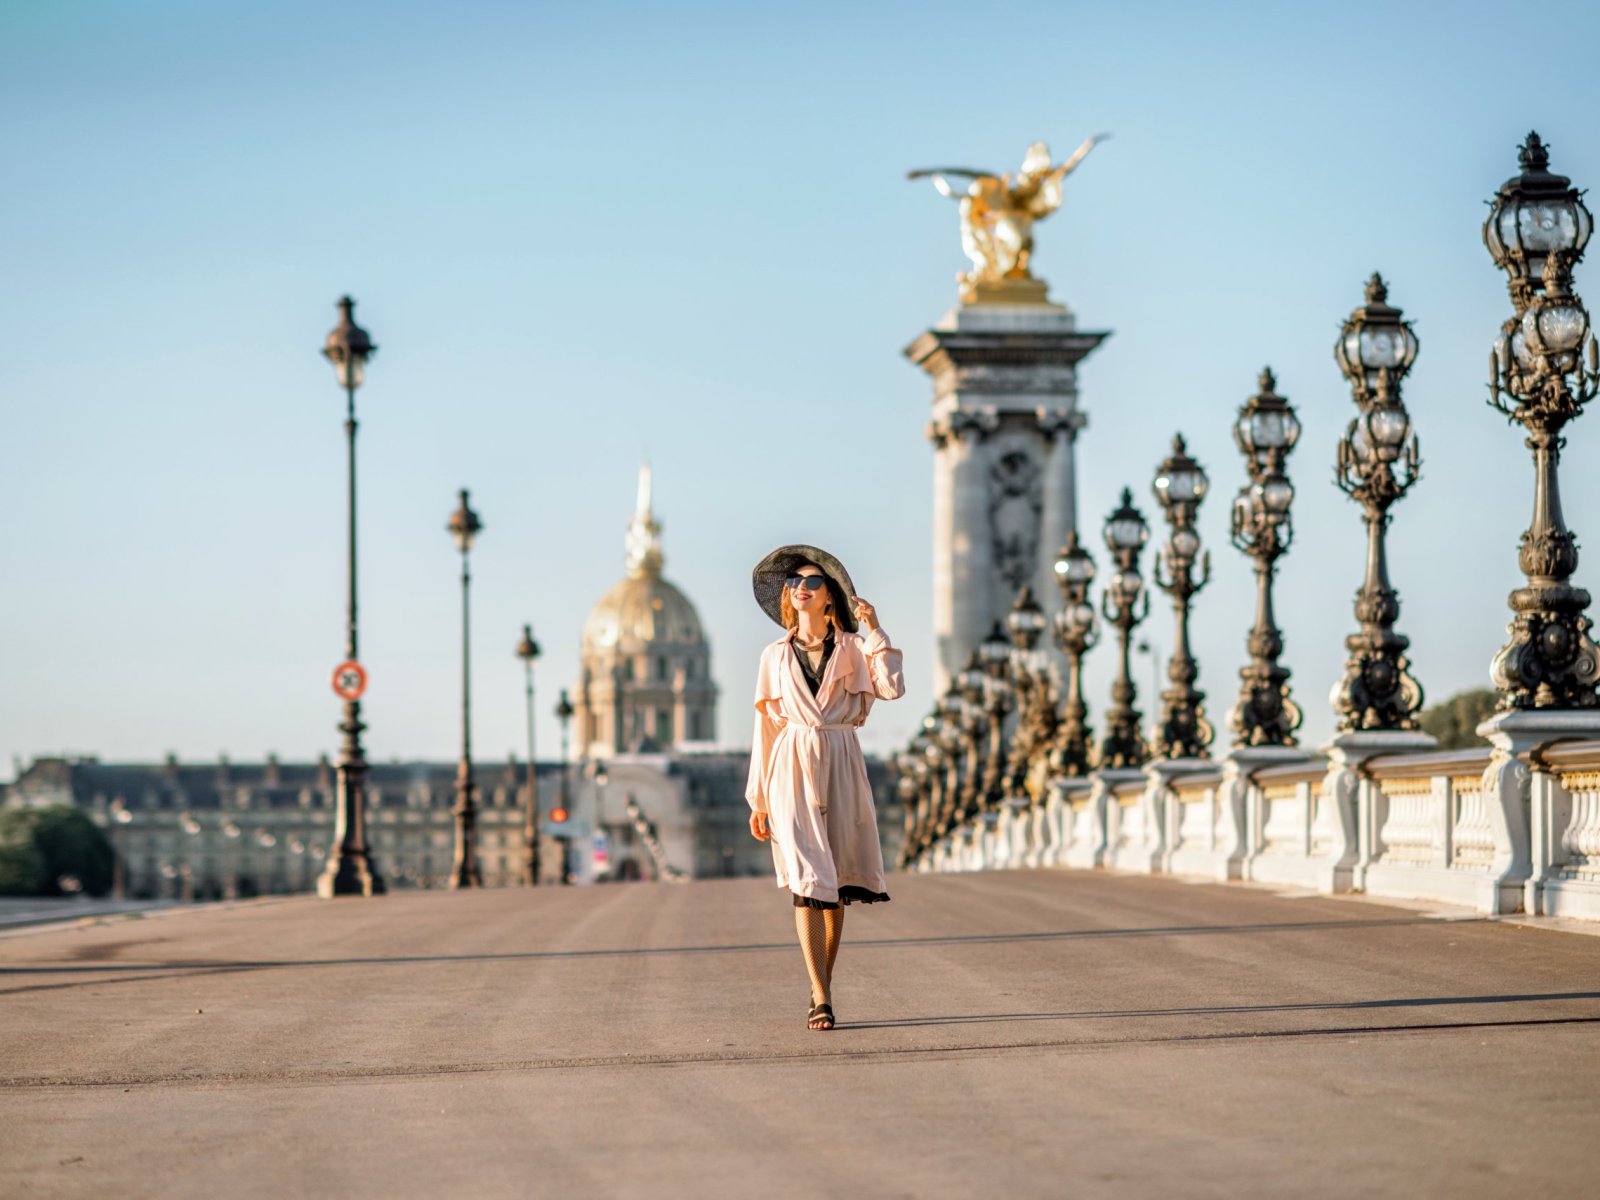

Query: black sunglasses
left=785, top=575, right=828, bottom=592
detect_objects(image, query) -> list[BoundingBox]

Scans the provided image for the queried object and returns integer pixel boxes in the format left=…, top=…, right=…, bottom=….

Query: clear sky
left=5, top=0, right=1600, bottom=776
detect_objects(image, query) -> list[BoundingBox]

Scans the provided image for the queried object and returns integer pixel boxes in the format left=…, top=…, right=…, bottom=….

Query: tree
left=0, top=806, right=115, bottom=897
left=1419, top=688, right=1499, bottom=751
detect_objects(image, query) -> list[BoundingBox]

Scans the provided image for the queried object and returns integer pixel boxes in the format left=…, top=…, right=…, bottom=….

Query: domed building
left=576, top=466, right=718, bottom=758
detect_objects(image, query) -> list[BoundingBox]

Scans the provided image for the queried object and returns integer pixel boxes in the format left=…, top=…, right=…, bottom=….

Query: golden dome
left=581, top=463, right=707, bottom=652
left=582, top=575, right=706, bottom=652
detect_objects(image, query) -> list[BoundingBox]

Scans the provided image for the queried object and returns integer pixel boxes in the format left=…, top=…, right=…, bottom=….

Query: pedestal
left=1135, top=758, right=1215, bottom=875
left=1318, top=731, right=1438, bottom=894
left=1479, top=709, right=1600, bottom=915
left=1223, top=746, right=1311, bottom=881
left=907, top=300, right=1108, bottom=692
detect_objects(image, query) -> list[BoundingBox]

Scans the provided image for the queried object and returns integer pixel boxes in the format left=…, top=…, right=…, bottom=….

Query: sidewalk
left=4, top=871, right=1599, bottom=1198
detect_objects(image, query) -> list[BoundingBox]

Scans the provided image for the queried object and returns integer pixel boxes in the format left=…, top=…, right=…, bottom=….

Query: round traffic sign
left=331, top=660, right=368, bottom=701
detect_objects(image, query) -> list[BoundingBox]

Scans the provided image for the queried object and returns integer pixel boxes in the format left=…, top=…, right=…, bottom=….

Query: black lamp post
left=515, top=623, right=542, bottom=885
left=955, top=652, right=989, bottom=821
left=1484, top=133, right=1600, bottom=709
left=935, top=687, right=965, bottom=836
left=448, top=489, right=483, bottom=889
left=1097, top=489, right=1151, bottom=769
left=1051, top=532, right=1100, bottom=777
left=1229, top=369, right=1304, bottom=746
left=977, top=621, right=1014, bottom=812
left=318, top=296, right=384, bottom=898
left=554, top=689, right=575, bottom=884
left=1333, top=275, right=1426, bottom=729
left=1151, top=435, right=1214, bottom=758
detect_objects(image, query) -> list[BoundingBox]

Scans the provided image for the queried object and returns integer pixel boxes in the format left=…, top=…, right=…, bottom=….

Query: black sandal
left=807, top=1002, right=835, bottom=1031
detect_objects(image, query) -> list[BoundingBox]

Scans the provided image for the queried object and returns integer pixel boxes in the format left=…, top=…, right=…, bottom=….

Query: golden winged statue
left=909, top=135, right=1110, bottom=303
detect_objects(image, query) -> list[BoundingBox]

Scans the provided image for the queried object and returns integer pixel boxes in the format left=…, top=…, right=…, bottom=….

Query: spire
left=624, top=462, right=664, bottom=579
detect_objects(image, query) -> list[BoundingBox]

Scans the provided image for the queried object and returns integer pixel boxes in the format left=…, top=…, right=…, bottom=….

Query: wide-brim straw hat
left=751, top=544, right=859, bottom=634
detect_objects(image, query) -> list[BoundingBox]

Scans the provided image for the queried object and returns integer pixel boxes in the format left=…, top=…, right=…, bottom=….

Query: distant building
left=0, top=465, right=905, bottom=899
left=1, top=750, right=898, bottom=898
left=576, top=464, right=718, bottom=758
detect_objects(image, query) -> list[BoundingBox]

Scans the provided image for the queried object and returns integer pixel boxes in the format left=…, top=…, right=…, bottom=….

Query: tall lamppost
left=447, top=489, right=483, bottom=889
left=554, top=689, right=575, bottom=884
left=1000, top=592, right=1051, bottom=801
left=111, top=800, right=132, bottom=901
left=1051, top=532, right=1099, bottom=777
left=1484, top=133, right=1600, bottom=709
left=1333, top=275, right=1425, bottom=729
left=1151, top=435, right=1214, bottom=758
left=1097, top=489, right=1151, bottom=769
left=1229, top=369, right=1303, bottom=746
left=955, top=652, right=989, bottom=822
left=515, top=623, right=542, bottom=886
left=977, top=621, right=1014, bottom=812
left=317, top=296, right=384, bottom=897
left=935, top=686, right=965, bottom=837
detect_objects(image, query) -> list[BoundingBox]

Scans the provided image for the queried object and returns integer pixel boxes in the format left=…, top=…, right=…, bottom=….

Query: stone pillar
left=1479, top=710, right=1600, bottom=914
left=908, top=301, right=1108, bottom=693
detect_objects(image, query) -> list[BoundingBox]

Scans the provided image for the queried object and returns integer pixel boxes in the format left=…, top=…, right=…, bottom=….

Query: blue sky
left=4, top=0, right=1600, bottom=774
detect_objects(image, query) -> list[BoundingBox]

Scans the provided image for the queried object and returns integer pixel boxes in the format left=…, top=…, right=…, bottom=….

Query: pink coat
left=746, top=628, right=905, bottom=904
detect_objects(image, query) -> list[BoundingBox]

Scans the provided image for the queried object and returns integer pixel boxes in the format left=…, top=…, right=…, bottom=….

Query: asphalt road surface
left=4, top=870, right=1598, bottom=1198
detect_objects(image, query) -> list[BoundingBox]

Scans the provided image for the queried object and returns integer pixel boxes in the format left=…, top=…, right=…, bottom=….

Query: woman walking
left=746, top=545, right=905, bottom=1031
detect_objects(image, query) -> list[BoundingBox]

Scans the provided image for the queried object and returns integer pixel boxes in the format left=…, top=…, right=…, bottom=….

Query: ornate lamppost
left=1097, top=489, right=1151, bottom=769
left=515, top=623, right=542, bottom=886
left=554, top=689, right=576, bottom=884
left=1151, top=435, right=1214, bottom=758
left=935, top=686, right=966, bottom=837
left=955, top=653, right=989, bottom=823
left=1484, top=133, right=1600, bottom=709
left=1333, top=275, right=1425, bottom=729
left=317, top=296, right=385, bottom=897
left=1228, top=369, right=1303, bottom=746
left=1051, top=532, right=1099, bottom=776
left=447, top=489, right=483, bottom=889
left=999, top=592, right=1052, bottom=801
left=977, top=622, right=1014, bottom=812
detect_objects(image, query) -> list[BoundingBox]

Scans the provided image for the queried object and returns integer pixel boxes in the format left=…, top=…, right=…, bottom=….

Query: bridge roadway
left=3, top=870, right=1599, bottom=1198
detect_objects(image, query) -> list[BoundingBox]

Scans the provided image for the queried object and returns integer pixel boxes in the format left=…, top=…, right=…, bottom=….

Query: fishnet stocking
left=796, top=907, right=830, bottom=1009
left=823, top=906, right=844, bottom=980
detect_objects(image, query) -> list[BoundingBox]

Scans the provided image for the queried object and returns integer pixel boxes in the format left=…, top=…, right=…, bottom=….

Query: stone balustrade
left=916, top=739, right=1600, bottom=921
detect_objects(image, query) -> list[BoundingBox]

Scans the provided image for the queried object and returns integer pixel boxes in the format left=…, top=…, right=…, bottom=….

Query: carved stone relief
left=989, top=445, right=1043, bottom=591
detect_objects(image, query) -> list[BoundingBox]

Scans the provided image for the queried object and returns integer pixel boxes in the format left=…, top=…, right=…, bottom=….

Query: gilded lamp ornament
left=1484, top=133, right=1600, bottom=710
left=1333, top=274, right=1425, bottom=731
left=909, top=135, right=1110, bottom=303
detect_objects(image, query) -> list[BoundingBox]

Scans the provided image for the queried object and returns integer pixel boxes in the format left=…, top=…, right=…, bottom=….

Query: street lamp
left=515, top=623, right=542, bottom=886
left=1484, top=133, right=1600, bottom=709
left=447, top=488, right=484, bottom=889
left=1229, top=368, right=1303, bottom=746
left=1051, top=531, right=1100, bottom=777
left=554, top=689, right=575, bottom=884
left=317, top=296, right=384, bottom=898
left=1333, top=274, right=1425, bottom=730
left=592, top=760, right=610, bottom=880
left=111, top=800, right=132, bottom=901
left=1151, top=434, right=1214, bottom=758
left=1097, top=489, right=1151, bottom=769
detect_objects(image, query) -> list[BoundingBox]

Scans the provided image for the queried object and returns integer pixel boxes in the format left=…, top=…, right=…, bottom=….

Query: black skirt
left=792, top=885, right=891, bottom=911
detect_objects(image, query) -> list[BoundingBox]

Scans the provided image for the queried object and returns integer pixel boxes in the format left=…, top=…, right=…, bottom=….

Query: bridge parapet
left=915, top=738, right=1600, bottom=922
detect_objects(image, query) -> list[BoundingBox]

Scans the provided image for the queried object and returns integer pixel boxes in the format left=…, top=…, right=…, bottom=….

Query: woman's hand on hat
left=749, top=812, right=771, bottom=841
left=851, top=596, right=878, bottom=633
